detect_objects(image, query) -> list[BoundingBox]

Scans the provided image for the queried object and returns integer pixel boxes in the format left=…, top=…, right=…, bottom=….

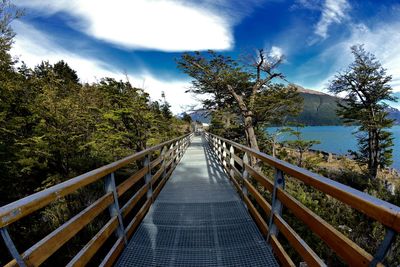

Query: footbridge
left=1, top=133, right=399, bottom=266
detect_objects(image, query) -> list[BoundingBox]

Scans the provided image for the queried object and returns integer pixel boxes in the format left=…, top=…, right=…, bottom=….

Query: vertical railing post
left=229, top=145, right=235, bottom=179
left=168, top=143, right=174, bottom=170
left=144, top=154, right=153, bottom=202
left=222, top=141, right=227, bottom=169
left=213, top=136, right=216, bottom=153
left=174, top=140, right=179, bottom=163
left=161, top=145, right=168, bottom=180
left=217, top=139, right=222, bottom=160
left=176, top=139, right=182, bottom=162
left=104, top=172, right=127, bottom=244
left=370, top=228, right=396, bottom=266
left=0, top=227, right=27, bottom=267
left=242, top=153, right=249, bottom=198
left=267, top=168, right=285, bottom=241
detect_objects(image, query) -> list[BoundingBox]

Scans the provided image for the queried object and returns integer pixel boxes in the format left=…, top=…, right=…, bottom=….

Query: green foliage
left=329, top=45, right=397, bottom=178
left=294, top=90, right=343, bottom=125
left=181, top=112, right=192, bottom=124
left=178, top=50, right=301, bottom=152
left=0, top=11, right=189, bottom=264
left=283, top=125, right=320, bottom=167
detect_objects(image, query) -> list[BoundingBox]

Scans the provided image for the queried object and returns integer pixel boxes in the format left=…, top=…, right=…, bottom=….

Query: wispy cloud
left=269, top=46, right=284, bottom=59
left=14, top=0, right=242, bottom=52
left=291, top=0, right=322, bottom=11
left=314, top=0, right=350, bottom=40
left=11, top=21, right=199, bottom=113
left=294, top=20, right=400, bottom=96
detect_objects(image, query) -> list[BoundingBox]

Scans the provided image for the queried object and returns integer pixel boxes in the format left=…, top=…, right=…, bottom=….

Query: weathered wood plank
left=0, top=134, right=190, bottom=228
left=243, top=179, right=272, bottom=216
left=125, top=200, right=151, bottom=239
left=206, top=133, right=400, bottom=233
left=277, top=188, right=375, bottom=266
left=116, top=166, right=147, bottom=197
left=67, top=216, right=119, bottom=267
left=243, top=195, right=268, bottom=236
left=99, top=236, right=125, bottom=267
left=151, top=167, right=164, bottom=185
left=6, top=193, right=113, bottom=267
left=231, top=165, right=242, bottom=179
left=232, top=154, right=243, bottom=167
left=274, top=214, right=326, bottom=267
left=121, top=185, right=148, bottom=218
left=150, top=156, right=163, bottom=169
left=244, top=162, right=274, bottom=193
left=270, top=234, right=295, bottom=267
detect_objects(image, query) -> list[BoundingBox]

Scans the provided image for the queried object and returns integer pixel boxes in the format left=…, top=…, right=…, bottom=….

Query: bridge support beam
left=229, top=145, right=235, bottom=180
left=104, top=172, right=127, bottom=244
left=222, top=142, right=227, bottom=169
left=242, top=153, right=249, bottom=199
left=144, top=155, right=153, bottom=202
left=370, top=228, right=396, bottom=266
left=0, top=227, right=26, bottom=267
left=267, top=168, right=285, bottom=241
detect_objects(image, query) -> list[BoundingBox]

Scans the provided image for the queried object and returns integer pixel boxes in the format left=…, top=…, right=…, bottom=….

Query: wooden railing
left=205, top=132, right=400, bottom=267
left=0, top=133, right=193, bottom=267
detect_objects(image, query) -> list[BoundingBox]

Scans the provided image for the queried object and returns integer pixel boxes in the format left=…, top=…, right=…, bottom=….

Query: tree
left=284, top=125, right=320, bottom=167
left=266, top=127, right=292, bottom=158
left=329, top=45, right=397, bottom=179
left=177, top=49, right=300, bottom=157
left=181, top=112, right=192, bottom=124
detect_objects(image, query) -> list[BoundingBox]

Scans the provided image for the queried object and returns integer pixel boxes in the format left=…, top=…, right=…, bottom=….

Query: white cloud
left=269, top=46, right=284, bottom=59
left=11, top=21, right=200, bottom=114
left=314, top=0, right=350, bottom=40
left=296, top=21, right=400, bottom=95
left=15, top=0, right=234, bottom=51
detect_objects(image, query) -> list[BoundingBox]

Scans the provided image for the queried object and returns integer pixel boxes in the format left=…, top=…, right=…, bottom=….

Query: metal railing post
left=144, top=154, right=153, bottom=201
left=217, top=139, right=222, bottom=160
left=213, top=137, right=217, bottom=154
left=104, top=172, right=127, bottom=244
left=169, top=143, right=174, bottom=168
left=161, top=145, right=168, bottom=179
left=267, top=168, right=285, bottom=241
left=242, top=153, right=249, bottom=198
left=369, top=228, right=396, bottom=266
left=0, top=227, right=27, bottom=267
left=229, top=145, right=235, bottom=179
left=222, top=141, right=227, bottom=168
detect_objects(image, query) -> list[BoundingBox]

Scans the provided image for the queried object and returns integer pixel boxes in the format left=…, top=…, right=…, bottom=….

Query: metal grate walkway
left=116, top=136, right=278, bottom=266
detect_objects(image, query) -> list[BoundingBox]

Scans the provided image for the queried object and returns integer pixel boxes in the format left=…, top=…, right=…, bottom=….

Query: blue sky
left=10, top=0, right=400, bottom=112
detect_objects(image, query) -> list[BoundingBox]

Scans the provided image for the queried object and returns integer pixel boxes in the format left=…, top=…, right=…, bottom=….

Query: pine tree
left=329, top=45, right=397, bottom=178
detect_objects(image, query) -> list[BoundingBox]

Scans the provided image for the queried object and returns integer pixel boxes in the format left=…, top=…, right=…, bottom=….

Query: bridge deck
left=116, top=136, right=278, bottom=266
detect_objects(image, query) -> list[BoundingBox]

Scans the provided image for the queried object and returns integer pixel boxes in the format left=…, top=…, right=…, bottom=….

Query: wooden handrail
left=0, top=134, right=189, bottom=228
left=205, top=132, right=399, bottom=266
left=1, top=133, right=193, bottom=267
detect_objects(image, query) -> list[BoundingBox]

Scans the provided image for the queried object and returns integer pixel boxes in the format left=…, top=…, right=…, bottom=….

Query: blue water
left=267, top=126, right=400, bottom=170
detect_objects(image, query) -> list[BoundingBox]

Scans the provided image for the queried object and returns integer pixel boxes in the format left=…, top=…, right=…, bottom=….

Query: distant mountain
left=187, top=110, right=210, bottom=123
left=293, top=85, right=343, bottom=125
left=387, top=106, right=400, bottom=124
left=187, top=86, right=400, bottom=126
left=293, top=85, right=400, bottom=125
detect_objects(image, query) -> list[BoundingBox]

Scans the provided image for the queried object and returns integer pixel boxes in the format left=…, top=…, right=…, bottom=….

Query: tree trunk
left=368, top=129, right=379, bottom=179
left=244, top=115, right=260, bottom=167
left=244, top=115, right=259, bottom=151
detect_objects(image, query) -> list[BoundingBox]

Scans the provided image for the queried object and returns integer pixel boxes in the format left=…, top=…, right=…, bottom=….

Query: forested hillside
left=293, top=86, right=343, bottom=125
left=1, top=47, right=189, bottom=267
left=0, top=60, right=188, bottom=206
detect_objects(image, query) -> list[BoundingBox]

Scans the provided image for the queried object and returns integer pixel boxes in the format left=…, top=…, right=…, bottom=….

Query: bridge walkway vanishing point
left=116, top=136, right=278, bottom=266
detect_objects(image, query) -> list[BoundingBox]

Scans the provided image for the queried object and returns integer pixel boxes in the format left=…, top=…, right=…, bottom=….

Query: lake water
left=267, top=126, right=400, bottom=170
